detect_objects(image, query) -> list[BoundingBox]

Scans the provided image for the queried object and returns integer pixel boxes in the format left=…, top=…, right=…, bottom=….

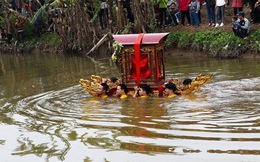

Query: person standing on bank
left=215, top=0, right=226, bottom=27
left=179, top=0, right=191, bottom=26
left=35, top=12, right=42, bottom=38
left=232, top=0, right=244, bottom=16
left=188, top=0, right=200, bottom=27
left=157, top=0, right=168, bottom=28
left=122, top=0, right=134, bottom=24
left=15, top=17, right=25, bottom=43
left=205, top=0, right=216, bottom=26
left=252, top=0, right=260, bottom=23
left=249, top=0, right=257, bottom=22
left=232, top=11, right=250, bottom=39
left=99, top=0, right=108, bottom=30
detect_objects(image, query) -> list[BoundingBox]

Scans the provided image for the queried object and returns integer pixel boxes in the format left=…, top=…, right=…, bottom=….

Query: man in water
left=165, top=83, right=177, bottom=98
left=97, top=83, right=109, bottom=99
left=133, top=84, right=152, bottom=98
left=115, top=84, right=128, bottom=99
left=181, top=78, right=193, bottom=90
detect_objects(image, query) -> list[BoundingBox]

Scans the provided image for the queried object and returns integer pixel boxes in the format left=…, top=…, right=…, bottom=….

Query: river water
left=0, top=52, right=259, bottom=162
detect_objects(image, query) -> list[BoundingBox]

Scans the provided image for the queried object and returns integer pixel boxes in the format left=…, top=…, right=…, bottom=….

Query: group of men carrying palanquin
left=96, top=78, right=193, bottom=99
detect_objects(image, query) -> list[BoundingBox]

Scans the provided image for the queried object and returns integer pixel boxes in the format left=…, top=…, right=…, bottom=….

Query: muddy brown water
left=0, top=52, right=259, bottom=162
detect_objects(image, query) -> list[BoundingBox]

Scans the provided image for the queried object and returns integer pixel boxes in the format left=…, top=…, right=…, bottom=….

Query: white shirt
left=101, top=2, right=107, bottom=9
left=216, top=0, right=226, bottom=6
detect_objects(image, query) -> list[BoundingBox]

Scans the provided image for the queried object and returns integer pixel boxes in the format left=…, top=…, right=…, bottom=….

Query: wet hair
left=183, top=79, right=192, bottom=85
left=165, top=83, right=177, bottom=92
left=140, top=84, right=151, bottom=95
left=110, top=77, right=118, bottom=83
left=101, top=83, right=109, bottom=94
left=118, top=84, right=128, bottom=94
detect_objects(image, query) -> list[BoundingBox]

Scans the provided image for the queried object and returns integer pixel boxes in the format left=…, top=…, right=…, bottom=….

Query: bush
left=165, top=31, right=182, bottom=47
left=26, top=33, right=61, bottom=46
left=206, top=32, right=248, bottom=58
left=178, top=33, right=193, bottom=50
left=193, top=30, right=221, bottom=52
left=249, top=30, right=260, bottom=54
left=166, top=29, right=259, bottom=58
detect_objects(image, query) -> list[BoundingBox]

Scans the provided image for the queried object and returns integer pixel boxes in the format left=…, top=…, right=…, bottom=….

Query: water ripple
left=12, top=78, right=260, bottom=161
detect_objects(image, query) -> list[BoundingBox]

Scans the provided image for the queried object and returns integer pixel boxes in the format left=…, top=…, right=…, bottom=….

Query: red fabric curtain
left=131, top=54, right=151, bottom=79
left=155, top=54, right=162, bottom=78
left=134, top=34, right=144, bottom=86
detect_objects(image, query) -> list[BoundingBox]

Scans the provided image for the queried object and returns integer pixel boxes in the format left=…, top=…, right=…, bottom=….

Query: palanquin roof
left=113, top=33, right=169, bottom=45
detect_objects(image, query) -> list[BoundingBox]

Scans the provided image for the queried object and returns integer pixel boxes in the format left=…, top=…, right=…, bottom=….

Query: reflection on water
left=0, top=53, right=260, bottom=162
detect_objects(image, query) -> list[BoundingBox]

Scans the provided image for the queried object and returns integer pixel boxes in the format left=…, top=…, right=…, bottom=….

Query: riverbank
left=1, top=29, right=259, bottom=59
left=1, top=6, right=259, bottom=58
left=166, top=48, right=260, bottom=59
left=166, top=29, right=260, bottom=58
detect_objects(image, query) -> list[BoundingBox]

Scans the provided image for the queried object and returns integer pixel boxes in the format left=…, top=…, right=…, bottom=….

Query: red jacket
left=178, top=0, right=191, bottom=11
left=232, top=0, right=244, bottom=8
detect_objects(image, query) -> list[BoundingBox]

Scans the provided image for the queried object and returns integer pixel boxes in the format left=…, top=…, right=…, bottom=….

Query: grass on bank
left=165, top=29, right=260, bottom=58
left=25, top=32, right=61, bottom=46
left=24, top=29, right=260, bottom=58
left=3, top=24, right=259, bottom=58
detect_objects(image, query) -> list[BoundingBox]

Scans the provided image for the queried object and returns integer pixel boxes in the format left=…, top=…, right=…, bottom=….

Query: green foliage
left=23, top=21, right=35, bottom=38
left=166, top=29, right=259, bottom=58
left=0, top=15, right=5, bottom=27
left=30, top=1, right=49, bottom=24
left=249, top=30, right=260, bottom=54
left=0, top=10, right=6, bottom=28
left=209, top=32, right=245, bottom=58
left=193, top=30, right=222, bottom=52
left=26, top=33, right=61, bottom=46
left=165, top=31, right=182, bottom=47
left=0, top=140, right=5, bottom=145
left=178, top=33, right=193, bottom=49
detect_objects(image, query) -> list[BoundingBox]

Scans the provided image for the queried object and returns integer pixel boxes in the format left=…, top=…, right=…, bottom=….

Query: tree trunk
left=107, top=0, right=114, bottom=33
left=117, top=1, right=124, bottom=31
left=132, top=0, right=149, bottom=33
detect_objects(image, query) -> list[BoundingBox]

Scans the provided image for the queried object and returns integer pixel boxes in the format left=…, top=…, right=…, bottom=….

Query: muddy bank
left=0, top=43, right=63, bottom=55
left=165, top=48, right=260, bottom=59
left=1, top=42, right=259, bottom=60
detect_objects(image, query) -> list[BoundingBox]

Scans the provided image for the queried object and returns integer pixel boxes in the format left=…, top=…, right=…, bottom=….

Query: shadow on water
left=0, top=53, right=260, bottom=162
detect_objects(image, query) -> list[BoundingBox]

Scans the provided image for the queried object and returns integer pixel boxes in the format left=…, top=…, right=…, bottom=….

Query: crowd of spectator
left=0, top=0, right=260, bottom=45
left=138, top=0, right=258, bottom=39
left=164, top=0, right=257, bottom=29
left=0, top=0, right=46, bottom=45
